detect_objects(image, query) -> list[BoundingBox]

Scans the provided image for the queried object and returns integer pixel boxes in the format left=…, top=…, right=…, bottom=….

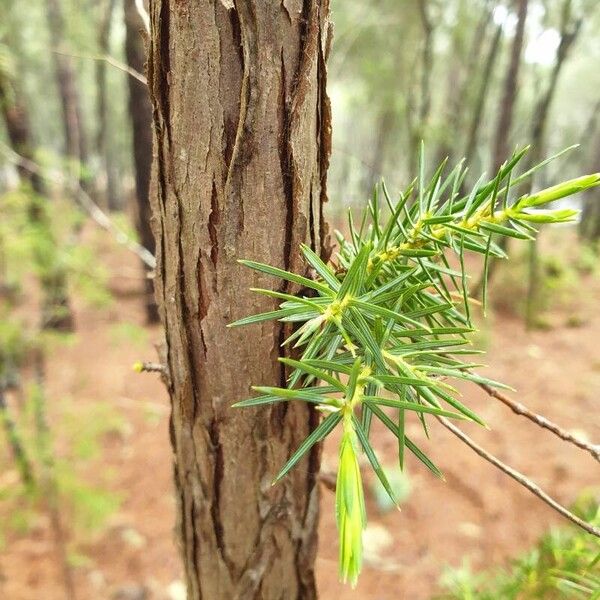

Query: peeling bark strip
left=147, top=2, right=331, bottom=599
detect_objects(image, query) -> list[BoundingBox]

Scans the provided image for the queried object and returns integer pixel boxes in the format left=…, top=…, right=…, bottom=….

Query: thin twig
left=477, top=382, right=600, bottom=462
left=0, top=144, right=156, bottom=269
left=136, top=361, right=167, bottom=375
left=52, top=50, right=147, bottom=84
left=438, top=416, right=600, bottom=538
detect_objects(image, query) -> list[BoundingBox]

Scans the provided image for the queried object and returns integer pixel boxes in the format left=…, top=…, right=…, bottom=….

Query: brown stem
left=477, top=382, right=600, bottom=462
left=438, top=416, right=600, bottom=539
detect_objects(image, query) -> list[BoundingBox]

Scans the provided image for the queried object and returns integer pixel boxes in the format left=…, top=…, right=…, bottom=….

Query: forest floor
left=1, top=228, right=599, bottom=600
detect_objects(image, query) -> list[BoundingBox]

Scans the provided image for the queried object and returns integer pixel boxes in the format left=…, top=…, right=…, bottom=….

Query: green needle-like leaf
left=362, top=396, right=471, bottom=420
left=352, top=415, right=398, bottom=506
left=273, top=411, right=343, bottom=484
left=232, top=144, right=596, bottom=587
left=238, top=259, right=333, bottom=296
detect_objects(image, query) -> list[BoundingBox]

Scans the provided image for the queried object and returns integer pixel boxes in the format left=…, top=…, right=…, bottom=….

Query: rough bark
left=96, top=0, right=120, bottom=210
left=124, top=0, right=158, bottom=323
left=46, top=0, right=89, bottom=187
left=147, top=1, right=332, bottom=598
left=491, top=0, right=528, bottom=172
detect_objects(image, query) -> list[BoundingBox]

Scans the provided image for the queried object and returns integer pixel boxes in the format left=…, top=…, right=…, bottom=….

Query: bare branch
left=135, top=361, right=167, bottom=375
left=53, top=50, right=147, bottom=84
left=0, top=143, right=156, bottom=269
left=478, top=382, right=600, bottom=462
left=438, top=416, right=600, bottom=539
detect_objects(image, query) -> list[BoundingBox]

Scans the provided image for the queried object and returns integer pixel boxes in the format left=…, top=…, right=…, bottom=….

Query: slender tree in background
left=474, top=0, right=529, bottom=295
left=147, top=1, right=331, bottom=597
left=524, top=0, right=582, bottom=328
left=0, top=67, right=44, bottom=195
left=96, top=0, right=120, bottom=211
left=408, top=0, right=435, bottom=173
left=45, top=0, right=89, bottom=187
left=463, top=19, right=504, bottom=168
left=581, top=99, right=600, bottom=241
left=124, top=0, right=158, bottom=323
left=437, top=0, right=493, bottom=165
left=0, top=47, right=74, bottom=331
left=491, top=0, right=528, bottom=172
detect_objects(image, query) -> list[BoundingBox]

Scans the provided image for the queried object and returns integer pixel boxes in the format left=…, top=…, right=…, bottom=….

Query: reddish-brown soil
left=1, top=232, right=599, bottom=600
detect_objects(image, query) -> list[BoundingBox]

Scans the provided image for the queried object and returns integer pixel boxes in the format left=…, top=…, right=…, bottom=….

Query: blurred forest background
left=0, top=0, right=599, bottom=599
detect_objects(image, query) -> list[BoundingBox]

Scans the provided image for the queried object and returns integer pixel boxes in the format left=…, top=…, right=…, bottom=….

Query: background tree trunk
left=147, top=2, right=332, bottom=598
left=463, top=21, right=503, bottom=169
left=124, top=0, right=158, bottom=323
left=0, top=66, right=74, bottom=331
left=491, top=0, right=528, bottom=172
left=0, top=76, right=44, bottom=194
left=523, top=0, right=581, bottom=328
left=46, top=0, right=90, bottom=188
left=473, top=0, right=528, bottom=298
left=580, top=128, right=600, bottom=242
left=96, top=0, right=120, bottom=211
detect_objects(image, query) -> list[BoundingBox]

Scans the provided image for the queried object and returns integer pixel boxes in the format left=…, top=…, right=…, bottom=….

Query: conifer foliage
left=230, top=146, right=600, bottom=586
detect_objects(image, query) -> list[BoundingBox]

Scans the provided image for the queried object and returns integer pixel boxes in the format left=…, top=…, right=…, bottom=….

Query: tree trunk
left=408, top=0, right=434, bottom=174
left=96, top=0, right=120, bottom=211
left=491, top=0, right=528, bottom=172
left=0, top=79, right=44, bottom=194
left=463, top=21, right=503, bottom=169
left=147, top=2, right=332, bottom=598
left=523, top=2, right=581, bottom=328
left=580, top=101, right=600, bottom=241
left=436, top=0, right=493, bottom=166
left=124, top=0, right=158, bottom=323
left=471, top=0, right=528, bottom=298
left=46, top=0, right=90, bottom=188
left=0, top=67, right=74, bottom=331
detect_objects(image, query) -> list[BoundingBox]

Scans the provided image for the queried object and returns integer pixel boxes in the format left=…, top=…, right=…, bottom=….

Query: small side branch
left=53, top=50, right=147, bottom=84
left=478, top=382, right=600, bottom=463
left=133, top=360, right=171, bottom=389
left=134, top=361, right=167, bottom=375
left=438, top=416, right=600, bottom=539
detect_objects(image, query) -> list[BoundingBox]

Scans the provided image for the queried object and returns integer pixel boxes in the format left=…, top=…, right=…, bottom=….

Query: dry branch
left=477, top=382, right=600, bottom=462
left=438, top=416, right=600, bottom=539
